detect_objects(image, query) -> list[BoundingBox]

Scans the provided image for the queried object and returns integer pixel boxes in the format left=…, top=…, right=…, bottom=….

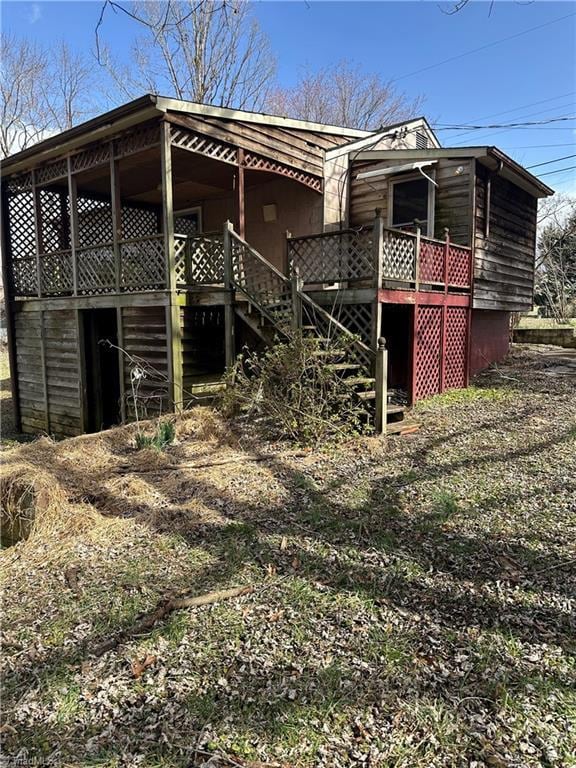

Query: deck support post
left=371, top=210, right=384, bottom=366
left=284, top=229, right=292, bottom=276
left=110, top=148, right=122, bottom=293
left=223, top=220, right=236, bottom=368
left=236, top=148, right=245, bottom=240
left=374, top=336, right=388, bottom=435
left=67, top=157, right=79, bottom=296
left=290, top=262, right=303, bottom=331
left=414, top=220, right=421, bottom=293
left=1, top=184, right=21, bottom=432
left=31, top=170, right=44, bottom=298
left=160, top=120, right=181, bottom=411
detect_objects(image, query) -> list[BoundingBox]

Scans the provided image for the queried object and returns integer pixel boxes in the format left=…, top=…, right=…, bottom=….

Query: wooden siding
left=433, top=159, right=473, bottom=245
left=473, top=164, right=538, bottom=311
left=167, top=113, right=350, bottom=178
left=14, top=307, right=82, bottom=436
left=14, top=309, right=47, bottom=434
left=349, top=157, right=473, bottom=243
left=43, top=309, right=82, bottom=435
left=121, top=306, right=170, bottom=418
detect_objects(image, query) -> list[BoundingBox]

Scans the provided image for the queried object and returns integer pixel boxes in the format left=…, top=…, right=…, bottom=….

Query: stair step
left=387, top=404, right=405, bottom=415
left=343, top=377, right=376, bottom=388
left=356, top=390, right=376, bottom=401
left=312, top=350, right=346, bottom=359
left=325, top=362, right=361, bottom=371
left=385, top=418, right=419, bottom=436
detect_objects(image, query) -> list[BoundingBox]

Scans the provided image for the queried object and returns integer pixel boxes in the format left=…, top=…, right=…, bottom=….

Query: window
left=389, top=176, right=434, bottom=235
left=174, top=206, right=202, bottom=235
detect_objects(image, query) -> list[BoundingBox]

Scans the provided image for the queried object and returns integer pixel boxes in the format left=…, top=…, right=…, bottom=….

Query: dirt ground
left=0, top=344, right=575, bottom=767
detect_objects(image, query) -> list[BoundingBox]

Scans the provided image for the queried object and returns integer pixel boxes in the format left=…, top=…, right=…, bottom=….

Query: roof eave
left=1, top=95, right=163, bottom=177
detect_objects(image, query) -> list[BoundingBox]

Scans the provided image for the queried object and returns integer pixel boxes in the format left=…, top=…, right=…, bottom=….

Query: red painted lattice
left=413, top=304, right=470, bottom=402
left=413, top=305, right=442, bottom=400
left=444, top=307, right=468, bottom=390
left=447, top=245, right=471, bottom=288
left=419, top=241, right=444, bottom=284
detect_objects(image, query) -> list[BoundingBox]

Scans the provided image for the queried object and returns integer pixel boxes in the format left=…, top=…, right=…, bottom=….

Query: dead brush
left=218, top=334, right=371, bottom=446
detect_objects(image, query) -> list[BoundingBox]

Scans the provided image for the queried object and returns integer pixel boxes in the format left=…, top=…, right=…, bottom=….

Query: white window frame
left=174, top=205, right=203, bottom=234
left=388, top=173, right=435, bottom=237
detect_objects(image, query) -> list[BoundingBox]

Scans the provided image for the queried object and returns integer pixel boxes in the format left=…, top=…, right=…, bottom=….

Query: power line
left=434, top=116, right=576, bottom=130
left=527, top=154, right=576, bottom=169
left=450, top=102, right=576, bottom=145
left=538, top=165, right=576, bottom=178
left=390, top=11, right=576, bottom=84
left=448, top=92, right=576, bottom=142
left=488, top=143, right=576, bottom=149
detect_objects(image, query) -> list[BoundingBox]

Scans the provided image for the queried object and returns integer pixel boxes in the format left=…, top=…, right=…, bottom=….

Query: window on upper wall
left=389, top=176, right=434, bottom=236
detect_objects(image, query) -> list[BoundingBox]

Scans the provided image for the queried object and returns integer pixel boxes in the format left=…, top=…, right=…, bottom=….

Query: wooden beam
left=31, top=169, right=44, bottom=298
left=374, top=336, right=388, bottom=435
left=110, top=147, right=122, bottom=292
left=67, top=156, right=79, bottom=296
left=223, top=220, right=235, bottom=367
left=15, top=290, right=172, bottom=312
left=372, top=210, right=384, bottom=355
left=0, top=184, right=22, bottom=431
left=378, top=288, right=471, bottom=307
left=160, top=121, right=175, bottom=291
left=76, top=308, right=87, bottom=433
left=236, top=148, right=245, bottom=239
left=117, top=306, right=126, bottom=422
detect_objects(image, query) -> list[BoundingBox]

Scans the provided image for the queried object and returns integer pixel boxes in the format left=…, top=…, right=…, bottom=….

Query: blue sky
left=2, top=0, right=575, bottom=193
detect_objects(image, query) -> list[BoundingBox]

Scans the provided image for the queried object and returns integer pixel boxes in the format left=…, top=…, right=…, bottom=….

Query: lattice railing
left=175, top=233, right=225, bottom=286
left=231, top=232, right=293, bottom=329
left=120, top=235, right=166, bottom=291
left=300, top=295, right=374, bottom=373
left=40, top=250, right=73, bottom=295
left=288, top=229, right=373, bottom=284
left=382, top=229, right=417, bottom=282
left=77, top=244, right=116, bottom=294
left=447, top=244, right=472, bottom=288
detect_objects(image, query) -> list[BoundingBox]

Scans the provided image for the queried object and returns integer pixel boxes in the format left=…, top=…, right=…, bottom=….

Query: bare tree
left=265, top=60, right=423, bottom=130
left=0, top=34, right=102, bottom=158
left=102, top=0, right=276, bottom=110
left=535, top=196, right=576, bottom=322
left=0, top=33, right=49, bottom=157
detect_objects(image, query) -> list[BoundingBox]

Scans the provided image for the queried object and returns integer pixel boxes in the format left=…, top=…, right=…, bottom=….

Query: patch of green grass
left=135, top=420, right=176, bottom=450
left=416, top=386, right=514, bottom=409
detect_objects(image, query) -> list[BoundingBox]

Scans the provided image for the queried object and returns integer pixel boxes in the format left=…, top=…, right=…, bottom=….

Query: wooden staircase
left=225, top=224, right=412, bottom=434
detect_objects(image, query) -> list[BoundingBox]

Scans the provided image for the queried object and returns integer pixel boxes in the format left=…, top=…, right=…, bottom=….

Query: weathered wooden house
left=1, top=95, right=553, bottom=437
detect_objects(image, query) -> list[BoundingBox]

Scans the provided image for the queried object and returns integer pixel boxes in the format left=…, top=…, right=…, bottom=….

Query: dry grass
left=1, top=346, right=575, bottom=766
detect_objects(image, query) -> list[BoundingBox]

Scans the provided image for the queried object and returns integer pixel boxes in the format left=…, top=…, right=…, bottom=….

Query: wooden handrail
left=299, top=291, right=375, bottom=361
left=230, top=230, right=291, bottom=285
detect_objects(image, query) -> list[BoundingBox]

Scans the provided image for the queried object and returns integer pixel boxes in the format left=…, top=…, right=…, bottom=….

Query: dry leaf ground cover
left=1, top=345, right=575, bottom=767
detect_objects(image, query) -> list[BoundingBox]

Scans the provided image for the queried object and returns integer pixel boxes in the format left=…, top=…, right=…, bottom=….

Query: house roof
left=354, top=146, right=554, bottom=198
left=1, top=94, right=372, bottom=175
left=325, top=117, right=440, bottom=160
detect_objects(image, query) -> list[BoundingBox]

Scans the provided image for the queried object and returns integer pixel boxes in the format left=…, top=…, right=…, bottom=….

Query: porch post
left=236, top=148, right=246, bottom=240
left=290, top=262, right=303, bottom=331
left=374, top=336, right=388, bottom=436
left=67, top=157, right=79, bottom=296
left=31, top=169, right=43, bottom=298
left=223, top=220, right=236, bottom=368
left=443, top=227, right=450, bottom=295
left=160, top=120, right=182, bottom=411
left=371, top=209, right=384, bottom=357
left=414, top=219, right=421, bottom=292
left=0, top=184, right=22, bottom=431
left=110, top=146, right=122, bottom=292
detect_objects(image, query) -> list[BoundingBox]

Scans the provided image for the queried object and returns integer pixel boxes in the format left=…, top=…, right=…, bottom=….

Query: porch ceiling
left=69, top=144, right=282, bottom=208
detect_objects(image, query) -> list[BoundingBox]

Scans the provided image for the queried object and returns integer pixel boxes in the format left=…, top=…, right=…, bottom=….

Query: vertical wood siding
left=14, top=309, right=47, bottom=434
left=121, top=306, right=169, bottom=418
left=14, top=307, right=82, bottom=436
